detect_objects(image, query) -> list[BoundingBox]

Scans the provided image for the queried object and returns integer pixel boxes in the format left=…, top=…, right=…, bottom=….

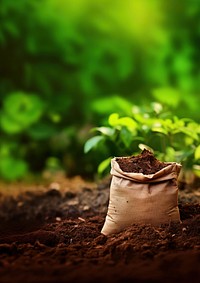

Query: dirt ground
left=0, top=174, right=200, bottom=283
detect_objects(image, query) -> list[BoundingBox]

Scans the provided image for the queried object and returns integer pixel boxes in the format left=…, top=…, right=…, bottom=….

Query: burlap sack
left=101, top=158, right=182, bottom=235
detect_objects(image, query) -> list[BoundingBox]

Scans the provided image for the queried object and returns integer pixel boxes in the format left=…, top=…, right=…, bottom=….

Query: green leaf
left=91, top=96, right=133, bottom=116
left=84, top=136, right=104, bottom=153
left=176, top=149, right=194, bottom=163
left=108, top=114, right=138, bottom=131
left=1, top=92, right=45, bottom=134
left=120, top=127, right=134, bottom=148
left=118, top=117, right=138, bottom=130
left=108, top=113, right=119, bottom=126
left=0, top=114, right=24, bottom=134
left=164, top=146, right=176, bottom=162
left=152, top=88, right=181, bottom=107
left=3, top=92, right=45, bottom=127
left=180, top=128, right=199, bottom=141
left=151, top=127, right=168, bottom=135
left=195, top=145, right=200, bottom=160
left=98, top=157, right=111, bottom=175
left=173, top=117, right=185, bottom=128
left=94, top=127, right=115, bottom=136
left=187, top=122, right=200, bottom=134
left=0, top=157, right=28, bottom=181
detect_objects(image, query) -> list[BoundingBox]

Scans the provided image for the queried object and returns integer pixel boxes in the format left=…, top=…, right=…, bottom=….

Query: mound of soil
left=0, top=173, right=200, bottom=283
left=116, top=149, right=169, bottom=174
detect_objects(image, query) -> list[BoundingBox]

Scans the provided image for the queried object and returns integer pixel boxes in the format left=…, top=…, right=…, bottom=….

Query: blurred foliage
left=0, top=0, right=199, bottom=180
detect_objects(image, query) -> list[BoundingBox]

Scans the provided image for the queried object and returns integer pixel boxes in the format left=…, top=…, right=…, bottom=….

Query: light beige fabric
left=101, top=158, right=182, bottom=235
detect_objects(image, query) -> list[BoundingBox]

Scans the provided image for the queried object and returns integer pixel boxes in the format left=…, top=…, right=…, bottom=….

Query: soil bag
left=101, top=150, right=182, bottom=236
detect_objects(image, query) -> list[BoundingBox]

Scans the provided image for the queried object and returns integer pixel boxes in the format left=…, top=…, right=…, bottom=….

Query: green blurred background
left=0, top=0, right=199, bottom=181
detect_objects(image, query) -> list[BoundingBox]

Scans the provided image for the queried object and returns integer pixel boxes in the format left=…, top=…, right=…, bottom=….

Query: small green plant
left=84, top=102, right=200, bottom=177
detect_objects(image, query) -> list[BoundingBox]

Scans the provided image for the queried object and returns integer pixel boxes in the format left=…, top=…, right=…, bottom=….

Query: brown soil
left=116, top=149, right=169, bottom=174
left=0, top=175, right=200, bottom=283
